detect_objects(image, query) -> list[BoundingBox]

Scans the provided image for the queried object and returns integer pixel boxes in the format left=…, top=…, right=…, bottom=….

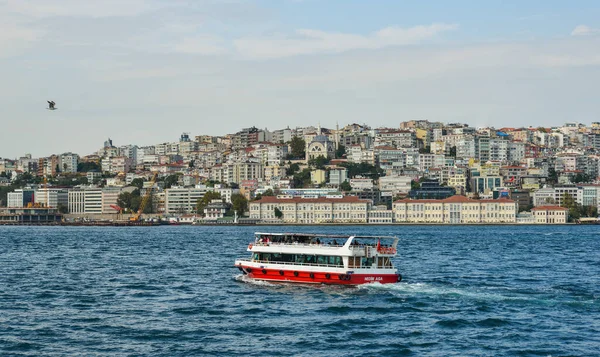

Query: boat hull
left=236, top=265, right=401, bottom=285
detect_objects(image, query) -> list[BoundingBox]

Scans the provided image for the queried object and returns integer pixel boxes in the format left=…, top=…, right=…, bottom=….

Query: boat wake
left=233, top=274, right=275, bottom=287
left=358, top=282, right=541, bottom=303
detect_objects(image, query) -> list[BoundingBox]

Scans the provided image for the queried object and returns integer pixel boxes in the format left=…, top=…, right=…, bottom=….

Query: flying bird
left=47, top=101, right=57, bottom=110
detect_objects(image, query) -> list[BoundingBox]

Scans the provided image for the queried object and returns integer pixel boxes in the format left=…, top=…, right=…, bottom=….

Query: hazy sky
left=1, top=0, right=600, bottom=158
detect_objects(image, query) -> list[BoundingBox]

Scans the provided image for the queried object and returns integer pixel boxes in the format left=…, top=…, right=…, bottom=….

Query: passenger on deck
left=316, top=238, right=321, bottom=245
left=332, top=239, right=338, bottom=246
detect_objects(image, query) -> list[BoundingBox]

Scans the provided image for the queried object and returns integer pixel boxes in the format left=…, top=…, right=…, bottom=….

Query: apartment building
left=164, top=187, right=210, bottom=214
left=249, top=196, right=370, bottom=223
left=68, top=187, right=121, bottom=214
left=393, top=195, right=517, bottom=224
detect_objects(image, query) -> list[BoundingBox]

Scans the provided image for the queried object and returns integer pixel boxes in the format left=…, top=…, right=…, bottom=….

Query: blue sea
left=0, top=225, right=599, bottom=356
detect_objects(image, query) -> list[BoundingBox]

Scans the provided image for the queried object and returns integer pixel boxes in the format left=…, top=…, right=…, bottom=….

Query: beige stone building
left=393, top=195, right=517, bottom=224
left=249, top=196, right=370, bottom=223
left=531, top=206, right=569, bottom=224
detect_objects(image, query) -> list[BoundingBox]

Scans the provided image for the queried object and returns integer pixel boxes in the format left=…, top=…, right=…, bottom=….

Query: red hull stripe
left=237, top=266, right=400, bottom=285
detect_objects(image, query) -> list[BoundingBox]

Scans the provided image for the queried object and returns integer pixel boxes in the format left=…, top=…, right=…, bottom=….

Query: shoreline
left=0, top=222, right=579, bottom=227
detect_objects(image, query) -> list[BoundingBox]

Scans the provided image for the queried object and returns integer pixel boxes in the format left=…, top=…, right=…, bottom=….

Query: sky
left=1, top=0, right=600, bottom=158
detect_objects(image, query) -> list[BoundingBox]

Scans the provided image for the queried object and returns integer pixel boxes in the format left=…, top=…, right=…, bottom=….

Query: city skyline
left=2, top=0, right=600, bottom=157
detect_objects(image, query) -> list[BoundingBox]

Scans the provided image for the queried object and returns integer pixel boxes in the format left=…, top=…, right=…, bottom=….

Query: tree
left=547, top=168, right=558, bottom=185
left=286, top=163, right=300, bottom=176
left=561, top=192, right=580, bottom=221
left=335, top=144, right=346, bottom=159
left=163, top=174, right=180, bottom=189
left=292, top=168, right=312, bottom=188
left=57, top=204, right=69, bottom=214
left=573, top=173, right=591, bottom=183
left=130, top=178, right=144, bottom=190
left=274, top=207, right=283, bottom=219
left=340, top=181, right=352, bottom=192
left=308, top=155, right=329, bottom=169
left=339, top=162, right=383, bottom=179
left=289, top=136, right=306, bottom=159
left=411, top=180, right=421, bottom=190
left=231, top=193, right=248, bottom=216
left=117, top=191, right=138, bottom=212
left=77, top=161, right=100, bottom=172
left=196, top=191, right=222, bottom=215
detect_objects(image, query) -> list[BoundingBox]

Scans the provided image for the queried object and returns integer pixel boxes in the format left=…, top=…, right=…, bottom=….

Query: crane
left=130, top=172, right=158, bottom=222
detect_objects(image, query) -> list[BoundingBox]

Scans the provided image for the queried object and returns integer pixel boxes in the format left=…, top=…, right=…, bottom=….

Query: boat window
left=255, top=253, right=343, bottom=267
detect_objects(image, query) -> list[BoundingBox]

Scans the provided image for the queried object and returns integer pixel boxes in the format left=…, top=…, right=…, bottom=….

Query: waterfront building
left=68, top=187, right=121, bottom=214
left=35, top=188, right=68, bottom=209
left=531, top=206, right=568, bottom=224
left=249, top=196, right=370, bottom=224
left=165, top=187, right=211, bottom=214
left=393, top=195, right=517, bottom=224
left=203, top=199, right=228, bottom=220
left=367, top=206, right=394, bottom=224
left=7, top=189, right=35, bottom=207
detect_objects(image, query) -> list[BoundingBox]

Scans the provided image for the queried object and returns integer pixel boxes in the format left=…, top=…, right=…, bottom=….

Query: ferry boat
left=234, top=232, right=402, bottom=285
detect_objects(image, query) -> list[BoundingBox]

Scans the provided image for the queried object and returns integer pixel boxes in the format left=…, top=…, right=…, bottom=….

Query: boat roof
left=255, top=232, right=397, bottom=239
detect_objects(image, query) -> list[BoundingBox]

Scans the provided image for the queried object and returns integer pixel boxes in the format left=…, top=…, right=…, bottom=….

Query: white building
left=59, top=153, right=79, bottom=173
left=329, top=168, right=348, bottom=186
left=350, top=178, right=374, bottom=191
left=165, top=187, right=210, bottom=214
left=531, top=206, right=568, bottom=224
left=68, top=187, right=121, bottom=214
left=249, top=196, right=370, bottom=223
left=378, top=175, right=412, bottom=195
left=35, top=188, right=68, bottom=209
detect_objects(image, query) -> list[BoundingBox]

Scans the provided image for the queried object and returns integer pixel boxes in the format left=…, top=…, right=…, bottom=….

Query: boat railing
left=252, top=242, right=345, bottom=248
left=235, top=258, right=397, bottom=270
left=235, top=258, right=344, bottom=268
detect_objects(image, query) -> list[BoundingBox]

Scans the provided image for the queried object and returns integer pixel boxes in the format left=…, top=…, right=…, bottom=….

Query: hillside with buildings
left=2, top=121, right=600, bottom=225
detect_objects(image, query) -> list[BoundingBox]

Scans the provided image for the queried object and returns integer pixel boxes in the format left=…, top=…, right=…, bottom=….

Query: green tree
left=308, top=155, right=329, bottom=169
left=411, top=180, right=421, bottom=190
left=339, top=162, right=383, bottom=179
left=340, top=181, right=352, bottom=192
left=335, top=144, right=346, bottom=159
left=289, top=136, right=306, bottom=159
left=292, top=168, right=312, bottom=188
left=286, top=163, right=300, bottom=176
left=231, top=193, right=248, bottom=216
left=561, top=192, right=580, bottom=221
left=196, top=191, right=222, bottom=215
left=130, top=178, right=144, bottom=190
left=77, top=161, right=100, bottom=172
left=274, top=207, right=283, bottom=219
left=163, top=174, right=180, bottom=189
left=547, top=168, right=558, bottom=185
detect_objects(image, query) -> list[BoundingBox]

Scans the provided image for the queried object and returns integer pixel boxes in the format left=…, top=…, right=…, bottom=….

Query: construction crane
left=130, top=172, right=158, bottom=222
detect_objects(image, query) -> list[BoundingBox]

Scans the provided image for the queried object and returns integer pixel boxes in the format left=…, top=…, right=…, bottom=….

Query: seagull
left=47, top=101, right=57, bottom=110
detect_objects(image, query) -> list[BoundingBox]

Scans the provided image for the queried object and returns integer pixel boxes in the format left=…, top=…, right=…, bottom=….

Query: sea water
left=1, top=225, right=599, bottom=356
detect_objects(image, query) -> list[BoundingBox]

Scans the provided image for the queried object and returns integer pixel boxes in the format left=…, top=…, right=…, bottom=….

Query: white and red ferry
left=234, top=232, right=402, bottom=285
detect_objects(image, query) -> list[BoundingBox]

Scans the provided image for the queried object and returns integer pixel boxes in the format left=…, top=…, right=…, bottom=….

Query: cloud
left=571, top=25, right=600, bottom=36
left=173, top=35, right=228, bottom=55
left=233, top=23, right=458, bottom=59
left=1, top=0, right=157, bottom=18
